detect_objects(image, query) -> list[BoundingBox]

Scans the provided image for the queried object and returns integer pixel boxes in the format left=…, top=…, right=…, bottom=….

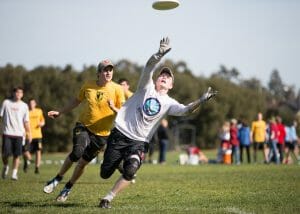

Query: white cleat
left=43, top=179, right=59, bottom=194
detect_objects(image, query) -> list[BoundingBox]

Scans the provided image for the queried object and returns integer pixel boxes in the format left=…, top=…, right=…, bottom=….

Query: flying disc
left=152, top=0, right=180, bottom=10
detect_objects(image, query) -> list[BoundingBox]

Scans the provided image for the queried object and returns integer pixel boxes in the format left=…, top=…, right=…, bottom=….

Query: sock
left=12, top=169, right=18, bottom=177
left=55, top=174, right=63, bottom=182
left=103, top=191, right=116, bottom=202
left=65, top=181, right=73, bottom=189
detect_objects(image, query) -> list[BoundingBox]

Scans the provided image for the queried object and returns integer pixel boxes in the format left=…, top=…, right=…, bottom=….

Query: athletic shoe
left=35, top=167, right=39, bottom=174
left=56, top=187, right=71, bottom=202
left=99, top=199, right=111, bottom=209
left=1, top=166, right=9, bottom=179
left=11, top=173, right=18, bottom=181
left=43, top=178, right=59, bottom=193
left=131, top=174, right=137, bottom=184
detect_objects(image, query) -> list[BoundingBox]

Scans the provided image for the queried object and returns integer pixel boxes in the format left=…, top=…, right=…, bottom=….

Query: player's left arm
left=108, top=85, right=126, bottom=113
left=168, top=87, right=217, bottom=116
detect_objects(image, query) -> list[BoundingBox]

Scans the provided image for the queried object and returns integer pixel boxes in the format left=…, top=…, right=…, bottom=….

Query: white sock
left=103, top=191, right=116, bottom=202
left=12, top=169, right=18, bottom=177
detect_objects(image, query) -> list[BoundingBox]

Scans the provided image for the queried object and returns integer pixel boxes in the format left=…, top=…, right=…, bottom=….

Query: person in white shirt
left=0, top=87, right=31, bottom=180
left=99, top=37, right=217, bottom=208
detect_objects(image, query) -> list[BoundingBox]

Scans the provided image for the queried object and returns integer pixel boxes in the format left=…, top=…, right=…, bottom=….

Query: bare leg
left=36, top=150, right=41, bottom=168
left=263, top=144, right=269, bottom=162
left=69, top=158, right=89, bottom=184
left=12, top=156, right=20, bottom=170
left=57, top=156, right=73, bottom=176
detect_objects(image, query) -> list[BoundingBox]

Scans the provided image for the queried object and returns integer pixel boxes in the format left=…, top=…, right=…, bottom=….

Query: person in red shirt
left=267, top=118, right=280, bottom=164
left=230, top=119, right=240, bottom=164
left=187, top=145, right=208, bottom=164
left=276, top=116, right=286, bottom=163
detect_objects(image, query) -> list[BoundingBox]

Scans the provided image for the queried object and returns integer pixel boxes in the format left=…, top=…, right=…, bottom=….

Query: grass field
left=0, top=151, right=300, bottom=213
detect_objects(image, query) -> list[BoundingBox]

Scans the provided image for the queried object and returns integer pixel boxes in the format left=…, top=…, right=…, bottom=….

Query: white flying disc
left=152, top=0, right=180, bottom=10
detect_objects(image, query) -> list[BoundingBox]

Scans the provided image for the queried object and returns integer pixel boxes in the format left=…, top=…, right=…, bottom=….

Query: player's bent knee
left=69, top=152, right=81, bottom=162
left=123, top=154, right=141, bottom=181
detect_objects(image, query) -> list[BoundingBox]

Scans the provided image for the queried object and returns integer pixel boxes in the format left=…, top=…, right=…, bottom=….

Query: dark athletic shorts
left=101, top=128, right=146, bottom=178
left=2, top=135, right=23, bottom=157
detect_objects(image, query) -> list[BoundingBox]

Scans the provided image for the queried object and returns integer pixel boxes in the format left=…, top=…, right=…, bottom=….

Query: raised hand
left=199, top=87, right=218, bottom=103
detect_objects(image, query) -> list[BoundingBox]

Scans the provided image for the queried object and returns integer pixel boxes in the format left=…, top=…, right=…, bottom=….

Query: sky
left=1, top=0, right=299, bottom=89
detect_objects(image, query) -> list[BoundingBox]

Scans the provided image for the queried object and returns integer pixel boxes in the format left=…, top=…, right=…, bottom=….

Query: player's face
left=29, top=100, right=36, bottom=110
left=98, top=66, right=113, bottom=82
left=155, top=73, right=173, bottom=90
left=13, top=89, right=23, bottom=101
left=120, top=81, right=129, bottom=91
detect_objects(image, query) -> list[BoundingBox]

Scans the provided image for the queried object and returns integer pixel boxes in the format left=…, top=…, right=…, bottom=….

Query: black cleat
left=99, top=199, right=111, bottom=209
left=35, top=167, right=39, bottom=174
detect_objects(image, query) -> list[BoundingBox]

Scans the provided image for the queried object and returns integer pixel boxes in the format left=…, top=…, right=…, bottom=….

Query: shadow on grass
left=0, top=201, right=83, bottom=208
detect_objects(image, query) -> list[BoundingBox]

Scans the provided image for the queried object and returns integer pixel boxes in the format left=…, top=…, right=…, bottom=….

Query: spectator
left=217, top=121, right=230, bottom=163
left=238, top=120, right=251, bottom=164
left=251, top=112, right=268, bottom=163
left=267, top=118, right=280, bottom=164
left=276, top=116, right=286, bottom=163
left=187, top=145, right=208, bottom=164
left=230, top=118, right=240, bottom=165
left=284, top=120, right=300, bottom=164
left=157, top=118, right=169, bottom=164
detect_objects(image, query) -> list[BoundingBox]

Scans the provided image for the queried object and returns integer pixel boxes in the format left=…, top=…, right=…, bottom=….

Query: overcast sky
left=1, top=0, right=299, bottom=89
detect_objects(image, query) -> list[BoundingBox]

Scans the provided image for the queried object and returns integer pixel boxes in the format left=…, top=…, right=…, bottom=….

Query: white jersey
left=0, top=99, right=29, bottom=137
left=115, top=55, right=190, bottom=143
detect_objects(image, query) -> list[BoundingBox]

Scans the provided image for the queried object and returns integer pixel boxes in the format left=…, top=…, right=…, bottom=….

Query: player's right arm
left=137, top=37, right=171, bottom=90
left=48, top=98, right=81, bottom=119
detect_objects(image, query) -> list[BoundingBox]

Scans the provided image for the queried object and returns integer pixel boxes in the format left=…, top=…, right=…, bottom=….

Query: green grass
left=0, top=151, right=300, bottom=213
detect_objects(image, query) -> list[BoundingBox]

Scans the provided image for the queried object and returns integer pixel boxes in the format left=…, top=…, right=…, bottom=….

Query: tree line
left=1, top=60, right=299, bottom=151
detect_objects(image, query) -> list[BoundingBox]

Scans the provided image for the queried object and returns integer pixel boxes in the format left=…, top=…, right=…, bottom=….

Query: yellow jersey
left=29, top=108, right=45, bottom=139
left=77, top=80, right=125, bottom=136
left=125, top=90, right=133, bottom=100
left=251, top=120, right=266, bottom=143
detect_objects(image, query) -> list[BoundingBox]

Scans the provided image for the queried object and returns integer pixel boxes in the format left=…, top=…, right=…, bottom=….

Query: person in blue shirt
left=238, top=120, right=251, bottom=164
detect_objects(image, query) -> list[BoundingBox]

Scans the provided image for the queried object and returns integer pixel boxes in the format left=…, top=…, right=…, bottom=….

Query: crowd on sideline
left=217, top=113, right=300, bottom=165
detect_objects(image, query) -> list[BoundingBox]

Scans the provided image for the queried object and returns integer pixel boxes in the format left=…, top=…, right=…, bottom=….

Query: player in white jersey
left=0, top=87, right=32, bottom=180
left=99, top=37, right=217, bottom=208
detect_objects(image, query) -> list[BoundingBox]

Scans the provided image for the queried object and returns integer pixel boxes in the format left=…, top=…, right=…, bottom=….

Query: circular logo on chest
left=143, top=97, right=161, bottom=116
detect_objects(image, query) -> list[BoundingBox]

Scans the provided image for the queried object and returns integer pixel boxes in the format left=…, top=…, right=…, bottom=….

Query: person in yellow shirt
left=43, top=59, right=125, bottom=198
left=23, top=99, right=45, bottom=174
left=118, top=78, right=133, bottom=100
left=251, top=112, right=268, bottom=163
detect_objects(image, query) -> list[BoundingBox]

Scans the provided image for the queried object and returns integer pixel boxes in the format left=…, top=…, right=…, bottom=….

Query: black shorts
left=30, top=138, right=43, bottom=152
left=285, top=141, right=297, bottom=150
left=101, top=128, right=146, bottom=178
left=70, top=122, right=107, bottom=162
left=253, top=142, right=265, bottom=150
left=2, top=135, right=23, bottom=157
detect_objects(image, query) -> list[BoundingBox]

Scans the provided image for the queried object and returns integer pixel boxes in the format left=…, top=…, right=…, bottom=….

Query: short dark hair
left=118, top=78, right=129, bottom=85
left=12, top=86, right=23, bottom=93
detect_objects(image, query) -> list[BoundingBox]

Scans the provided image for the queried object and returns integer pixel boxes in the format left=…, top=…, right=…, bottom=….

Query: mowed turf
left=0, top=151, right=299, bottom=213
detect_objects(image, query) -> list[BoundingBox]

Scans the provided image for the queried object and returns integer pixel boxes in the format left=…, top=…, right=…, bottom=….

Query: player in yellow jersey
left=23, top=99, right=45, bottom=174
left=43, top=60, right=125, bottom=197
left=118, top=78, right=133, bottom=100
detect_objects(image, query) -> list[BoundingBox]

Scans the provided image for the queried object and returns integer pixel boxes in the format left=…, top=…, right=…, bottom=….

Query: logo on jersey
left=96, top=91, right=103, bottom=101
left=143, top=98, right=161, bottom=116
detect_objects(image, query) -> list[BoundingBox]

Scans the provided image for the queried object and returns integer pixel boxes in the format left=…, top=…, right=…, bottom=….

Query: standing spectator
left=157, top=118, right=169, bottom=164
left=27, top=98, right=45, bottom=174
left=230, top=118, right=240, bottom=164
left=238, top=120, right=251, bottom=164
left=267, top=118, right=280, bottom=164
left=43, top=59, right=125, bottom=196
left=284, top=120, right=300, bottom=164
left=0, top=87, right=32, bottom=180
left=118, top=78, right=133, bottom=100
left=276, top=116, right=286, bottom=163
left=217, top=121, right=230, bottom=163
left=251, top=112, right=268, bottom=163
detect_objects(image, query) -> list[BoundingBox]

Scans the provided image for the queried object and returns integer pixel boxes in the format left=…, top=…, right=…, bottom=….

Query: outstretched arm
left=48, top=98, right=81, bottom=119
left=184, top=87, right=218, bottom=114
left=137, top=37, right=172, bottom=89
